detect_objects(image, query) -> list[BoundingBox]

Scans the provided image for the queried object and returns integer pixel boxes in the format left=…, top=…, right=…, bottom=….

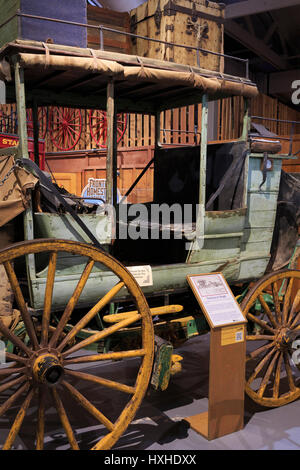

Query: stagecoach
left=0, top=31, right=299, bottom=450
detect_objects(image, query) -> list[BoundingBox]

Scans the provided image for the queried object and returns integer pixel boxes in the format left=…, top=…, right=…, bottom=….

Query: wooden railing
left=0, top=93, right=299, bottom=153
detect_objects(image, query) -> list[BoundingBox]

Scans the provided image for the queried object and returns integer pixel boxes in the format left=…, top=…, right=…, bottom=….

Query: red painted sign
left=0, top=133, right=45, bottom=170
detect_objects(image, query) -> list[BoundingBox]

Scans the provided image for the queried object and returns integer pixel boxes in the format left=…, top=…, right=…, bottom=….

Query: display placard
left=187, top=272, right=247, bottom=329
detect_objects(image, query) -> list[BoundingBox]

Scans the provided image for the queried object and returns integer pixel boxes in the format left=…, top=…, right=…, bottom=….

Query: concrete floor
left=0, top=333, right=300, bottom=450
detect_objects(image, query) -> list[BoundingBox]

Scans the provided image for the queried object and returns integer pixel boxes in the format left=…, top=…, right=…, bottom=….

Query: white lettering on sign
left=292, top=80, right=300, bottom=105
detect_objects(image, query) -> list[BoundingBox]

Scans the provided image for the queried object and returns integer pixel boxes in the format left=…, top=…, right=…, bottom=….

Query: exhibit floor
left=0, top=333, right=299, bottom=451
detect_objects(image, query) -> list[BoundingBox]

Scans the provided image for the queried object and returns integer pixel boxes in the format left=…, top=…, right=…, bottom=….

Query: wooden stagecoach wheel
left=0, top=239, right=154, bottom=450
left=49, top=107, right=82, bottom=151
left=241, top=270, right=300, bottom=407
left=89, top=110, right=127, bottom=148
left=26, top=107, right=48, bottom=140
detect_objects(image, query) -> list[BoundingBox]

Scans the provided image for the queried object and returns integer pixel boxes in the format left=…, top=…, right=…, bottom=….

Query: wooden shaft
left=103, top=304, right=183, bottom=323
left=62, top=312, right=140, bottom=358
left=57, top=280, right=125, bottom=352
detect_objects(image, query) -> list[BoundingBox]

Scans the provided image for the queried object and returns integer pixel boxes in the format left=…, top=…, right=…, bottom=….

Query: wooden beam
left=62, top=74, right=104, bottom=92
left=5, top=85, right=157, bottom=114
left=263, top=22, right=278, bottom=44
left=244, top=16, right=255, bottom=37
left=225, top=0, right=300, bottom=19
left=31, top=70, right=68, bottom=88
left=225, top=20, right=288, bottom=70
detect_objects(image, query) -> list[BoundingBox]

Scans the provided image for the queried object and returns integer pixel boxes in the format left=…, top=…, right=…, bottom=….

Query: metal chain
left=0, top=160, right=23, bottom=187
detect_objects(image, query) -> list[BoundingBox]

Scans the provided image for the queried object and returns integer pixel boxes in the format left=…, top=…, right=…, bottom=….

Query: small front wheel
left=242, top=270, right=300, bottom=407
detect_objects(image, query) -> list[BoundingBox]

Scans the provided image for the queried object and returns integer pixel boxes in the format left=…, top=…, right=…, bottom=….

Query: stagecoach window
left=113, top=141, right=247, bottom=265
left=153, top=141, right=246, bottom=212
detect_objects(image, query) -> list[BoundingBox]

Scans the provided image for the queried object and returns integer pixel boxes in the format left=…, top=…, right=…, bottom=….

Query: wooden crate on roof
left=0, top=0, right=87, bottom=49
left=87, top=5, right=131, bottom=54
left=130, top=0, right=225, bottom=72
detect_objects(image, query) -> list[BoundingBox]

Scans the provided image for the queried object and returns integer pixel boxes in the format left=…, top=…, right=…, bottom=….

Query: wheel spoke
left=258, top=294, right=278, bottom=328
left=272, top=281, right=282, bottom=325
left=64, top=369, right=136, bottom=395
left=57, top=281, right=125, bottom=353
left=0, top=375, right=26, bottom=394
left=247, top=312, right=276, bottom=334
left=41, top=251, right=57, bottom=347
left=247, top=346, right=276, bottom=385
left=273, top=352, right=283, bottom=399
left=62, top=312, right=140, bottom=358
left=246, top=335, right=275, bottom=341
left=257, top=350, right=280, bottom=398
left=51, top=387, right=79, bottom=450
left=36, top=387, right=46, bottom=450
left=2, top=387, right=34, bottom=450
left=246, top=341, right=275, bottom=361
left=49, top=259, right=95, bottom=348
left=0, top=366, right=26, bottom=376
left=67, top=125, right=80, bottom=137
left=288, top=289, right=300, bottom=327
left=282, top=277, right=294, bottom=325
left=283, top=351, right=296, bottom=392
left=0, top=382, right=29, bottom=418
left=290, top=311, right=300, bottom=330
left=0, top=317, right=32, bottom=356
left=62, top=380, right=114, bottom=431
left=64, top=348, right=146, bottom=365
left=4, top=261, right=39, bottom=350
left=5, top=352, right=28, bottom=364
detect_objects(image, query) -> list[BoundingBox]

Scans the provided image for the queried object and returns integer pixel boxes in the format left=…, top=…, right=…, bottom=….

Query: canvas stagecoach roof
left=0, top=40, right=258, bottom=113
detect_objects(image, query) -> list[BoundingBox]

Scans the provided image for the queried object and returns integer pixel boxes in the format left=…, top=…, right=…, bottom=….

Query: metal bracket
left=154, top=0, right=162, bottom=30
left=165, top=24, right=174, bottom=33
left=163, top=0, right=225, bottom=24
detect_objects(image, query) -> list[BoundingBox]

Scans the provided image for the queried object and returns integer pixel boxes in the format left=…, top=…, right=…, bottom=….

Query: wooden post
left=106, top=80, right=117, bottom=208
left=14, top=60, right=29, bottom=159
left=185, top=325, right=246, bottom=440
left=155, top=110, right=161, bottom=150
left=32, top=99, right=40, bottom=166
left=185, top=273, right=247, bottom=440
left=241, top=98, right=250, bottom=141
left=199, top=94, right=208, bottom=208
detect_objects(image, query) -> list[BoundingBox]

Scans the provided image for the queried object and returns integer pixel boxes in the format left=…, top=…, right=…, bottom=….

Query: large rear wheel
left=0, top=239, right=154, bottom=450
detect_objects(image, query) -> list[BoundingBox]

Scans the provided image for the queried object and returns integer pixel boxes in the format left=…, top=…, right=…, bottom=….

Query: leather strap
left=18, top=158, right=105, bottom=251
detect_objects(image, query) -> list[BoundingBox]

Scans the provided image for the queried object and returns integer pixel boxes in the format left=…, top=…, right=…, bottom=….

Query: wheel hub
left=32, top=351, right=64, bottom=386
left=275, top=326, right=291, bottom=350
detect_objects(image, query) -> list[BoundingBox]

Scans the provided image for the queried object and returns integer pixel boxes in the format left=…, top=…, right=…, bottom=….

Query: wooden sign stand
left=185, top=273, right=247, bottom=440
